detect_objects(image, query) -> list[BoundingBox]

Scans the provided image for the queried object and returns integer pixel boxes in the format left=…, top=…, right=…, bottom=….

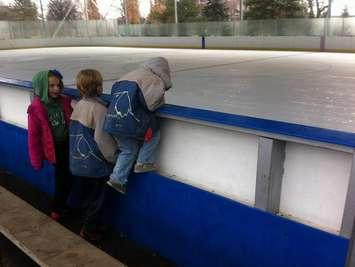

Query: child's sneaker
left=107, top=180, right=126, bottom=194
left=50, top=211, right=61, bottom=221
left=134, top=163, right=157, bottom=173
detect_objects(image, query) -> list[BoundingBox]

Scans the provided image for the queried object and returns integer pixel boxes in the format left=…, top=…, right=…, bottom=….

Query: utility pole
left=240, top=0, right=243, bottom=21
left=328, top=0, right=332, bottom=18
left=174, top=0, right=178, bottom=23
left=326, top=0, right=332, bottom=36
left=38, top=0, right=44, bottom=21
left=84, top=0, right=88, bottom=20
left=38, top=0, right=45, bottom=37
left=321, top=0, right=332, bottom=50
left=124, top=0, right=128, bottom=24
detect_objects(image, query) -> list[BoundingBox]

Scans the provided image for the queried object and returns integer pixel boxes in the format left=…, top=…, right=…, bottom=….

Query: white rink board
left=0, top=36, right=343, bottom=51
left=0, top=37, right=201, bottom=50
left=0, top=83, right=259, bottom=205
left=157, top=119, right=258, bottom=205
left=0, top=86, right=30, bottom=127
left=206, top=36, right=321, bottom=49
left=280, top=142, right=352, bottom=233
left=325, top=37, right=355, bottom=51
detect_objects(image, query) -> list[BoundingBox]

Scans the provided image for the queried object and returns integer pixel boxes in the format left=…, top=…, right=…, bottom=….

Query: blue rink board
left=0, top=120, right=349, bottom=267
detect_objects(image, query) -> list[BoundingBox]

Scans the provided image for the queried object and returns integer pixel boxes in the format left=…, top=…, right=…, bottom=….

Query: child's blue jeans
left=109, top=130, right=160, bottom=185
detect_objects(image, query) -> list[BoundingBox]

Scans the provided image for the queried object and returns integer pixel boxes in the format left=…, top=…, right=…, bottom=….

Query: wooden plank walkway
left=0, top=185, right=125, bottom=267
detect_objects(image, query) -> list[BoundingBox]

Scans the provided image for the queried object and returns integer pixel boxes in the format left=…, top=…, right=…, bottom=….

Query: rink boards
left=0, top=79, right=353, bottom=267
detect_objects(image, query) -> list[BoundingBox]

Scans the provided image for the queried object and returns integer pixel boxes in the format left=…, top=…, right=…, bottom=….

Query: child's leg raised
left=134, top=130, right=160, bottom=173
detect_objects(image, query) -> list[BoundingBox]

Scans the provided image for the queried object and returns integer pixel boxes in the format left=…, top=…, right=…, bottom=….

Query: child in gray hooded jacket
left=104, top=57, right=172, bottom=193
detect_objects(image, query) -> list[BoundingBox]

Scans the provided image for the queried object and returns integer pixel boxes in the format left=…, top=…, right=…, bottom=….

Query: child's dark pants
left=53, top=141, right=73, bottom=213
left=79, top=176, right=107, bottom=231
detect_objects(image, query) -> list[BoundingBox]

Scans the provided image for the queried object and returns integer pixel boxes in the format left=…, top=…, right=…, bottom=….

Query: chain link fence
left=1, top=18, right=355, bottom=40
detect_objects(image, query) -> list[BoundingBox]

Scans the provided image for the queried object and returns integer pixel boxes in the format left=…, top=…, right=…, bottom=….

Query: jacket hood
left=32, top=69, right=64, bottom=104
left=32, top=70, right=50, bottom=104
left=141, top=57, right=172, bottom=90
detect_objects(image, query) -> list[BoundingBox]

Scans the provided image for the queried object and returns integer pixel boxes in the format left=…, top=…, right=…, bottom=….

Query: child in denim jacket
left=69, top=69, right=117, bottom=240
left=104, top=57, right=172, bottom=193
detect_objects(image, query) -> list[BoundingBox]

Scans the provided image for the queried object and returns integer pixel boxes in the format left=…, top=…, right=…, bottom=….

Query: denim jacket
left=70, top=97, right=117, bottom=177
left=103, top=80, right=158, bottom=139
left=104, top=57, right=171, bottom=139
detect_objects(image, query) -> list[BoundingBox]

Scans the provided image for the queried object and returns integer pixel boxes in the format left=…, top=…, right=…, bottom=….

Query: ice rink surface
left=1, top=47, right=355, bottom=133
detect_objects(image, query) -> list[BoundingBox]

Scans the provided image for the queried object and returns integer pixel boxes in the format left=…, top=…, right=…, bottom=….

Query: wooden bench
left=0, top=185, right=125, bottom=267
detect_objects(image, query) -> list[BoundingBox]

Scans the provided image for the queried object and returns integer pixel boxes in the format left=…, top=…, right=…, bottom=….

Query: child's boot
left=107, top=180, right=127, bottom=194
left=134, top=163, right=157, bottom=173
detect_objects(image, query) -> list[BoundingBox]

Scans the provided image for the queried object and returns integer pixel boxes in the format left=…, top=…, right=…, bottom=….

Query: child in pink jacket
left=27, top=69, right=73, bottom=221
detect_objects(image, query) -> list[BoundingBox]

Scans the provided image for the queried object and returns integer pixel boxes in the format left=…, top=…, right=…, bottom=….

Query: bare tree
left=10, top=0, right=38, bottom=21
left=47, top=0, right=81, bottom=20
left=38, top=0, right=45, bottom=20
left=87, top=0, right=102, bottom=20
left=307, top=0, right=329, bottom=18
left=112, top=0, right=140, bottom=24
left=126, top=0, right=140, bottom=24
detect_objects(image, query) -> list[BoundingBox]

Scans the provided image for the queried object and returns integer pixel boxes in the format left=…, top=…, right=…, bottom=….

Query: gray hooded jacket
left=118, top=57, right=172, bottom=111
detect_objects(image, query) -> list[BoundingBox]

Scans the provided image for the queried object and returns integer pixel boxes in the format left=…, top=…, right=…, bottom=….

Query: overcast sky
left=332, top=0, right=355, bottom=15
left=2, top=0, right=355, bottom=18
left=2, top=0, right=151, bottom=18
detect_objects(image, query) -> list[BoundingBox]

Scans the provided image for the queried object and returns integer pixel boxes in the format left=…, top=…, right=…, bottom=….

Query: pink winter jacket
left=27, top=95, right=72, bottom=170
